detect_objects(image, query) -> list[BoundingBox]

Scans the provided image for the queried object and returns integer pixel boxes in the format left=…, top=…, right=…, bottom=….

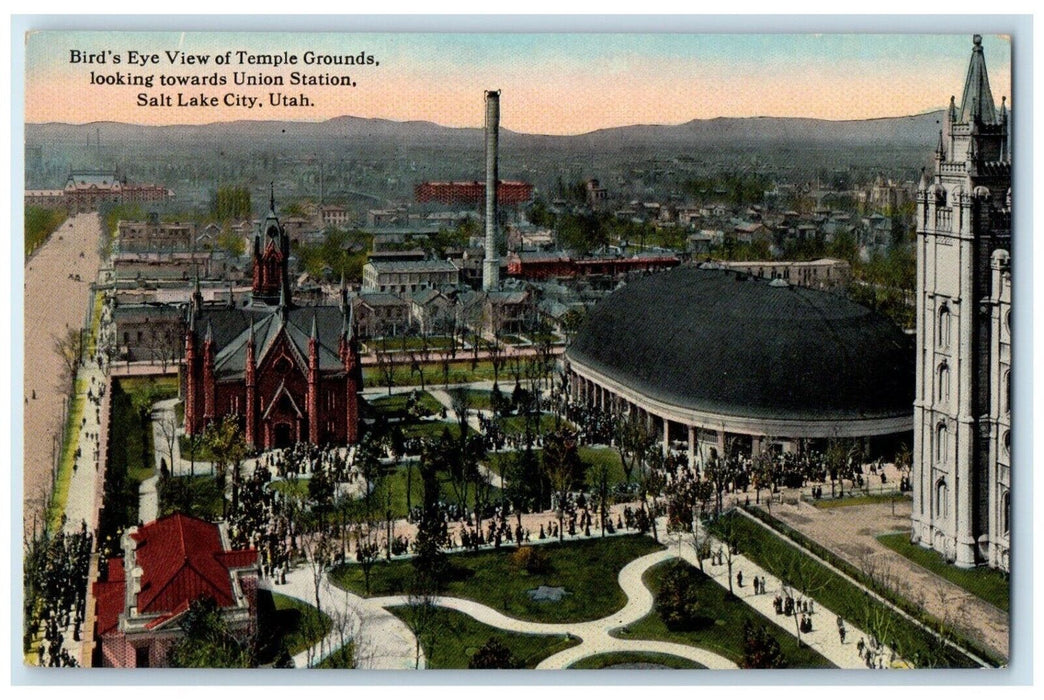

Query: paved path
left=23, top=212, right=105, bottom=532
left=666, top=519, right=902, bottom=670
left=765, top=499, right=1008, bottom=660
left=260, top=566, right=420, bottom=670
left=367, top=548, right=738, bottom=670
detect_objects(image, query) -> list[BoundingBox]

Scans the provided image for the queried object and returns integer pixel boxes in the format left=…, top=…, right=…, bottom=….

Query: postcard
left=20, top=28, right=1012, bottom=672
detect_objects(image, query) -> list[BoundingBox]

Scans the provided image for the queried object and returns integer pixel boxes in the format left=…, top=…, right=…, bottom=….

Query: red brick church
left=182, top=193, right=361, bottom=449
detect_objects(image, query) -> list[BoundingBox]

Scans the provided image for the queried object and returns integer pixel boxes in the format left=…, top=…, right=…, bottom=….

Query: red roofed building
left=415, top=180, right=533, bottom=206
left=91, top=514, right=258, bottom=668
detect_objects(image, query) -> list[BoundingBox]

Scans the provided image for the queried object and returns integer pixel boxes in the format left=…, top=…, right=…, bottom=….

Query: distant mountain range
left=26, top=110, right=945, bottom=152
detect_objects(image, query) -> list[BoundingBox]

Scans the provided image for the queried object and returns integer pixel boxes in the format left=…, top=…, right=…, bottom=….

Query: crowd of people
left=25, top=519, right=93, bottom=667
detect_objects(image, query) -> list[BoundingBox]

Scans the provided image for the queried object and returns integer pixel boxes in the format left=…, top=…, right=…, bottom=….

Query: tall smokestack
left=482, top=89, right=501, bottom=291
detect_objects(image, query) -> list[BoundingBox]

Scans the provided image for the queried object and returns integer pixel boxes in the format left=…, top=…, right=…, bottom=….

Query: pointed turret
left=959, top=34, right=998, bottom=124
left=310, top=311, right=319, bottom=343
left=192, top=269, right=203, bottom=312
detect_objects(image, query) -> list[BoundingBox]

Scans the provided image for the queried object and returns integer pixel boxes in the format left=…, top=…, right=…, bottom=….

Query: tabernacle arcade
left=565, top=265, right=915, bottom=464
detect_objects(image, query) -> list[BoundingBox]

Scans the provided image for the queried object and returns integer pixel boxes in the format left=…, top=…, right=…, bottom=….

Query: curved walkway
left=260, top=565, right=421, bottom=670
left=368, top=549, right=738, bottom=670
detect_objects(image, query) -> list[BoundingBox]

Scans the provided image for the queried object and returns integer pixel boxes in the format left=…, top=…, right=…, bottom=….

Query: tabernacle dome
left=564, top=265, right=914, bottom=459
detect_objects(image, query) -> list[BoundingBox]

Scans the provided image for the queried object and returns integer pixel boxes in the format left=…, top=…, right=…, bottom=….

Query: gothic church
left=182, top=193, right=361, bottom=449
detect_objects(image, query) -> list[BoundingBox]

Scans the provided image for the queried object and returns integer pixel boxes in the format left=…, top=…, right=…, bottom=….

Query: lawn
left=386, top=606, right=578, bottom=669
left=331, top=535, right=665, bottom=624
left=877, top=533, right=1009, bottom=612
left=501, top=412, right=569, bottom=436
left=709, top=511, right=982, bottom=668
left=364, top=360, right=505, bottom=389
left=367, top=391, right=444, bottom=419
left=46, top=375, right=87, bottom=532
left=359, top=461, right=501, bottom=520
left=484, top=446, right=629, bottom=490
left=399, top=419, right=471, bottom=441
left=812, top=493, right=911, bottom=510
left=178, top=434, right=219, bottom=463
left=97, top=378, right=176, bottom=548
left=367, top=335, right=458, bottom=352
left=568, top=651, right=704, bottom=669
left=256, top=590, right=331, bottom=664
left=616, top=560, right=832, bottom=668
left=158, top=475, right=225, bottom=521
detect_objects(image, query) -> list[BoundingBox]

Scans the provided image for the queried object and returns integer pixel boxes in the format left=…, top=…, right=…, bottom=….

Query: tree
left=468, top=638, right=520, bottom=669
left=543, top=429, right=586, bottom=542
left=157, top=409, right=179, bottom=476
left=613, top=411, right=654, bottom=486
left=741, top=621, right=786, bottom=669
left=203, top=414, right=247, bottom=517
left=167, top=596, right=255, bottom=668
left=654, top=561, right=702, bottom=630
left=52, top=327, right=84, bottom=394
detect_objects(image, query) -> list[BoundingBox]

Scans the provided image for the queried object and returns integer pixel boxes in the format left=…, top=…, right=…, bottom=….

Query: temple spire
left=269, top=181, right=275, bottom=212
left=310, top=311, right=319, bottom=342
left=959, top=34, right=998, bottom=124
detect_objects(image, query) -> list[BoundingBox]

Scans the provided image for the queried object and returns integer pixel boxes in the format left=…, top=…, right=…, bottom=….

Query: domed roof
left=566, top=266, right=914, bottom=423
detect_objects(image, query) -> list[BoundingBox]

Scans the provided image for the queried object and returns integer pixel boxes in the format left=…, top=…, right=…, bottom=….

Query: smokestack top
left=485, top=89, right=501, bottom=99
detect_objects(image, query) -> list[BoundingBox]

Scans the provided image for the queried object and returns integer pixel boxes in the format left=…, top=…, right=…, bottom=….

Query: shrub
left=510, top=545, right=551, bottom=575
left=741, top=621, right=786, bottom=669
left=654, top=561, right=701, bottom=630
left=468, top=638, right=520, bottom=669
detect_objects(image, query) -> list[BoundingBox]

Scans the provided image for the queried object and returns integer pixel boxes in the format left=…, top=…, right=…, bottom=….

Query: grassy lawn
left=386, top=606, right=578, bottom=669
left=97, top=378, right=176, bottom=546
left=178, top=435, right=219, bottom=462
left=46, top=376, right=87, bottom=532
left=316, top=644, right=356, bottom=669
left=484, top=446, right=629, bottom=491
left=568, top=651, right=704, bottom=669
left=158, top=475, right=225, bottom=521
left=367, top=335, right=458, bottom=352
left=360, top=461, right=502, bottom=520
left=812, top=493, right=911, bottom=509
left=710, top=511, right=982, bottom=668
left=399, top=419, right=472, bottom=441
left=367, top=391, right=444, bottom=418
left=877, top=533, right=1009, bottom=613
left=331, top=535, right=665, bottom=624
left=462, top=389, right=494, bottom=411
left=616, top=560, right=832, bottom=668
left=256, top=590, right=331, bottom=664
left=270, top=478, right=311, bottom=499
left=364, top=360, right=504, bottom=389
left=501, top=412, right=569, bottom=436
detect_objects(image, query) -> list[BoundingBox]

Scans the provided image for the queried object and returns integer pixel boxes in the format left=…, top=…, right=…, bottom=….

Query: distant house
left=92, top=514, right=258, bottom=668
left=361, top=259, right=460, bottom=294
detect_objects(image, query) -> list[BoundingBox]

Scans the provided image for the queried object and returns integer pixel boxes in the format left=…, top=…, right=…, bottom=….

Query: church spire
left=269, top=181, right=275, bottom=213
left=959, top=34, right=998, bottom=124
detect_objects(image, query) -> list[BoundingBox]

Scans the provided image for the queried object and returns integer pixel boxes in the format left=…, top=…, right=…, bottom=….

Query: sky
left=24, top=32, right=1013, bottom=135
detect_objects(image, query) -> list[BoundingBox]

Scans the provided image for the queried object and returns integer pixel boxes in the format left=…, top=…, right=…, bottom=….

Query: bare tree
left=157, top=409, right=179, bottom=476
left=52, top=327, right=83, bottom=395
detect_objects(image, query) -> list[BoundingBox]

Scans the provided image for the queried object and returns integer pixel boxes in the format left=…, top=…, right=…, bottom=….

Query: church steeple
left=959, top=34, right=998, bottom=124
left=251, top=186, right=292, bottom=307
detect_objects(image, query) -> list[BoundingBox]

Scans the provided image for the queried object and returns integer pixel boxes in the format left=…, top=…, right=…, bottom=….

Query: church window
left=937, top=363, right=950, bottom=402
left=1003, top=430, right=1010, bottom=457
left=935, top=422, right=949, bottom=463
left=935, top=479, right=948, bottom=519
left=938, top=306, right=951, bottom=347
left=1004, top=371, right=1011, bottom=414
left=1002, top=491, right=1010, bottom=535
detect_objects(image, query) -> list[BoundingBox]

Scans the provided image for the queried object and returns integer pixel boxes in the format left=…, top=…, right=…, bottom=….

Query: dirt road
left=23, top=212, right=104, bottom=533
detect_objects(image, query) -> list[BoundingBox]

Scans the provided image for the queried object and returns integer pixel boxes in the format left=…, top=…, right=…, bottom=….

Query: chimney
left=483, top=90, right=501, bottom=291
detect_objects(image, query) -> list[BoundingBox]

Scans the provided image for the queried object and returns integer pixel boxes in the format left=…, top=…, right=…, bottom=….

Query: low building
left=92, top=514, right=258, bottom=668
left=25, top=170, right=173, bottom=213
left=352, top=292, right=413, bottom=338
left=717, top=258, right=852, bottom=291
left=415, top=180, right=534, bottom=206
left=118, top=215, right=198, bottom=252
left=361, top=259, right=460, bottom=294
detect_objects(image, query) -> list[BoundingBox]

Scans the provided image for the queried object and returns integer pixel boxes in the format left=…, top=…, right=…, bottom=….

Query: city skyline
left=26, top=32, right=1012, bottom=134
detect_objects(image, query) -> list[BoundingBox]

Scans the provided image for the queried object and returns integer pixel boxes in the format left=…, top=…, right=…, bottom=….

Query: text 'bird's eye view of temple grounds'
left=19, top=29, right=1017, bottom=673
